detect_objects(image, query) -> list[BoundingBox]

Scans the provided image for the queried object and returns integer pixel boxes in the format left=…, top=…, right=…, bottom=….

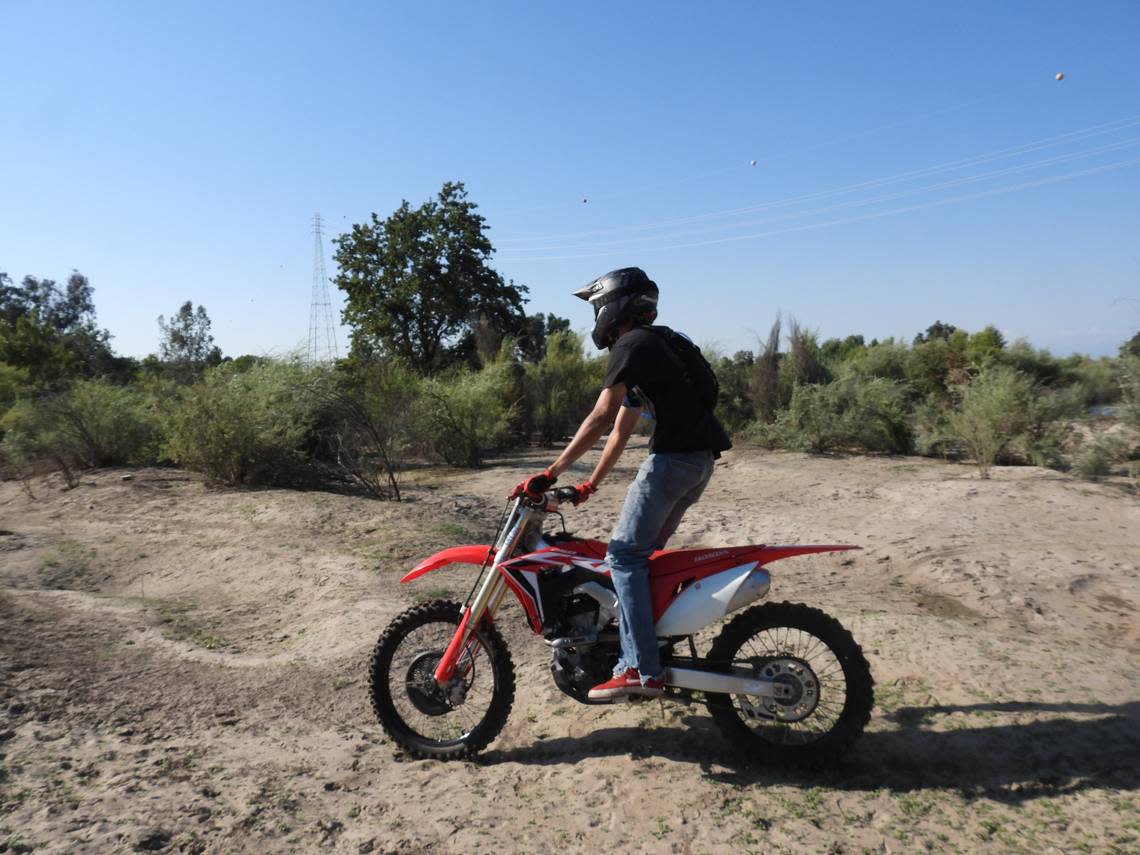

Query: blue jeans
left=607, top=451, right=715, bottom=682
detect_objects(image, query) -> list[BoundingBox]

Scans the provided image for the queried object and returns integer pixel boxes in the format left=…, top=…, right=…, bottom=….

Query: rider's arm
left=587, top=403, right=641, bottom=487
left=548, top=384, right=626, bottom=479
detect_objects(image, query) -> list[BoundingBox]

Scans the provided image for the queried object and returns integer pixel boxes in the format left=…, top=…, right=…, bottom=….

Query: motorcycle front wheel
left=706, top=601, right=874, bottom=767
left=368, top=599, right=515, bottom=760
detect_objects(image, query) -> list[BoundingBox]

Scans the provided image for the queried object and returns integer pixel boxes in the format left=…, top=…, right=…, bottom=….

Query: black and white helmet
left=573, top=267, right=659, bottom=350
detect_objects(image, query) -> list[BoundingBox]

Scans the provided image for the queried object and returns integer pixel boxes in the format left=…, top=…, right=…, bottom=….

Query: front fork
left=432, top=504, right=528, bottom=686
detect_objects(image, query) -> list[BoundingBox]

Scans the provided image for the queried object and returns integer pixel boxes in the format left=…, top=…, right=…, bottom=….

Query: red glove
left=570, top=480, right=597, bottom=506
left=511, top=468, right=557, bottom=499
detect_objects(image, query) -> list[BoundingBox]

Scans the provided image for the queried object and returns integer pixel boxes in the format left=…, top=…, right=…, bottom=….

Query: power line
left=496, top=156, right=1140, bottom=262
left=498, top=135, right=1140, bottom=256
left=497, top=112, right=1140, bottom=248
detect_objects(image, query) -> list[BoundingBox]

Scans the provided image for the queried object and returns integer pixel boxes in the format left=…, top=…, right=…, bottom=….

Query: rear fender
left=401, top=545, right=493, bottom=584
left=745, top=544, right=860, bottom=565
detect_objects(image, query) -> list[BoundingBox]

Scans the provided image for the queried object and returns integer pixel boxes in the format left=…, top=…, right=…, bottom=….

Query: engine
left=547, top=585, right=621, bottom=703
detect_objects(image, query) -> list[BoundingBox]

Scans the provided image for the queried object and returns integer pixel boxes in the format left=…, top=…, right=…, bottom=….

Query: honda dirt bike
left=368, top=487, right=874, bottom=766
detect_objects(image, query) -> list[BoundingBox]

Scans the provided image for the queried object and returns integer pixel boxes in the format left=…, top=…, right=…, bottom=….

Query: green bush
left=846, top=339, right=911, bottom=384
left=1120, top=355, right=1140, bottom=432
left=415, top=364, right=520, bottom=467
left=945, top=364, right=1037, bottom=477
left=523, top=331, right=604, bottom=445
left=913, top=395, right=960, bottom=459
left=0, top=362, right=31, bottom=430
left=162, top=361, right=323, bottom=485
left=712, top=349, right=756, bottom=433
left=760, top=373, right=911, bottom=454
left=1060, top=354, right=1119, bottom=406
left=1072, top=434, right=1132, bottom=481
left=314, top=360, right=421, bottom=499
left=1, top=379, right=160, bottom=484
left=1018, top=385, right=1083, bottom=469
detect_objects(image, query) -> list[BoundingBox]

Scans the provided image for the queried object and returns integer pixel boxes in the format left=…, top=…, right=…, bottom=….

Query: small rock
left=121, top=474, right=134, bottom=481
left=358, top=842, right=375, bottom=854
left=323, top=781, right=340, bottom=792
left=135, top=827, right=172, bottom=851
left=8, top=702, right=27, bottom=715
left=0, top=729, right=16, bottom=742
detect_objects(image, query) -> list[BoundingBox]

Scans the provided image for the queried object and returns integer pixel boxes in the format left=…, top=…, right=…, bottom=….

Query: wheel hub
left=404, top=651, right=452, bottom=717
left=740, top=657, right=821, bottom=723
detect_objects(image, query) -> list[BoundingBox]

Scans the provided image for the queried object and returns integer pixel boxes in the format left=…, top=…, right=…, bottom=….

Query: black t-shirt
left=602, top=326, right=732, bottom=455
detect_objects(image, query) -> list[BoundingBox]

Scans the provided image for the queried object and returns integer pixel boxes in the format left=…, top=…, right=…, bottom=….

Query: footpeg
left=546, top=634, right=597, bottom=649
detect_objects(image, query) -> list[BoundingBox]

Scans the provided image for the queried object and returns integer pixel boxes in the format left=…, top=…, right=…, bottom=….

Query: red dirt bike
left=368, top=488, right=874, bottom=765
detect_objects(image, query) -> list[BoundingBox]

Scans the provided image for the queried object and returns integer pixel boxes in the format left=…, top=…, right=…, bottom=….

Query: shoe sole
left=587, top=686, right=665, bottom=701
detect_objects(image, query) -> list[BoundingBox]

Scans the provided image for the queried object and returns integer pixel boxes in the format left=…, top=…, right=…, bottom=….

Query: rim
left=386, top=620, right=498, bottom=745
left=730, top=625, right=848, bottom=746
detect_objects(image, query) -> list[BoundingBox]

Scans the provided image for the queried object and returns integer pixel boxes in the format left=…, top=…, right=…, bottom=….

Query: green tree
left=967, top=325, right=1007, bottom=361
left=0, top=271, right=122, bottom=385
left=157, top=301, right=223, bottom=379
left=333, top=181, right=527, bottom=371
left=1121, top=331, right=1140, bottom=358
left=515, top=312, right=572, bottom=363
left=913, top=320, right=959, bottom=346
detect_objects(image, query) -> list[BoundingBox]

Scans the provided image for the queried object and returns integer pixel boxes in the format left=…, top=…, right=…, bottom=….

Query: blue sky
left=3, top=1, right=1138, bottom=359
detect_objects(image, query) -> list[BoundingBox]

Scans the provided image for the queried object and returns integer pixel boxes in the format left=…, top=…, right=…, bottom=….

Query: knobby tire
left=706, top=601, right=874, bottom=767
left=368, top=599, right=515, bottom=760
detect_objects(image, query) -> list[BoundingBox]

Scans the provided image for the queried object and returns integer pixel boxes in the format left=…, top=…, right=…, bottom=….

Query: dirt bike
left=368, top=487, right=874, bottom=765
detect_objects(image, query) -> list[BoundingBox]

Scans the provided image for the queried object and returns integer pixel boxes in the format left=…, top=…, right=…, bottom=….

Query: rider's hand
left=511, top=468, right=557, bottom=499
left=570, top=480, right=597, bottom=506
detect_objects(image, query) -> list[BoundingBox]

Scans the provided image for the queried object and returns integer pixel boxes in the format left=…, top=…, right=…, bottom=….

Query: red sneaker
left=587, top=668, right=665, bottom=701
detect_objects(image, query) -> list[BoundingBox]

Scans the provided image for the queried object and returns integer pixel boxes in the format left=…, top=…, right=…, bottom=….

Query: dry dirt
left=1, top=443, right=1138, bottom=854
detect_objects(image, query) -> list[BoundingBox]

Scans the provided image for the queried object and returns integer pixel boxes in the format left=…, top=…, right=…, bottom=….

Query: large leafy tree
left=333, top=182, right=528, bottom=370
left=0, top=270, right=124, bottom=385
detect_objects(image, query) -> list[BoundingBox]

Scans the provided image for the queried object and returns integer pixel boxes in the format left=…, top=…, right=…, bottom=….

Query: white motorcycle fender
left=654, top=562, right=771, bottom=637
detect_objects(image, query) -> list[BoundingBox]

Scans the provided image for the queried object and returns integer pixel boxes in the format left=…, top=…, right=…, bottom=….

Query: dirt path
left=2, top=445, right=1138, bottom=854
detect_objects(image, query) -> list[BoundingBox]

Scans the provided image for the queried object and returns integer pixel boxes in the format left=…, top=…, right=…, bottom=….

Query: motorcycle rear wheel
left=706, top=601, right=873, bottom=767
left=368, top=599, right=515, bottom=760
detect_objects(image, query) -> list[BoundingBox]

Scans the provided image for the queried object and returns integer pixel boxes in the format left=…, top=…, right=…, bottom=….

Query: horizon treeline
left=3, top=182, right=1138, bottom=496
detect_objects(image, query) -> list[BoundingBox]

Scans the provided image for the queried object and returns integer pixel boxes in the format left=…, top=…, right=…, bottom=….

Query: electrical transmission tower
left=307, top=213, right=339, bottom=364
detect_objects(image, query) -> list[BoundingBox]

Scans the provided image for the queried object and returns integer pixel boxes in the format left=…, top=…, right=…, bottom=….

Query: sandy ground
left=1, top=442, right=1138, bottom=854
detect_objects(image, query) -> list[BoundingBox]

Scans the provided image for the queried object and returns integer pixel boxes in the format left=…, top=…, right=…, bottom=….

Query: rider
left=513, top=267, right=732, bottom=700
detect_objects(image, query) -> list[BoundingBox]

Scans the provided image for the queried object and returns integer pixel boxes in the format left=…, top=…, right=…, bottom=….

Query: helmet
left=573, top=267, right=659, bottom=350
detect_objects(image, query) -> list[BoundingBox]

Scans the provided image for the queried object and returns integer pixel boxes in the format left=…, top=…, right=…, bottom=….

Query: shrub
left=913, top=395, right=961, bottom=459
left=162, top=361, right=322, bottom=485
left=415, top=364, right=520, bottom=467
left=0, top=363, right=31, bottom=430
left=0, top=379, right=160, bottom=485
left=712, top=349, right=755, bottom=433
left=750, top=318, right=782, bottom=423
left=524, top=331, right=604, bottom=444
left=907, top=337, right=968, bottom=400
left=1060, top=354, right=1119, bottom=406
left=1120, top=355, right=1140, bottom=432
left=762, top=373, right=911, bottom=454
left=945, top=364, right=1036, bottom=477
left=846, top=339, right=911, bottom=384
left=1072, top=434, right=1132, bottom=480
left=313, top=360, right=421, bottom=499
left=1018, top=386, right=1083, bottom=469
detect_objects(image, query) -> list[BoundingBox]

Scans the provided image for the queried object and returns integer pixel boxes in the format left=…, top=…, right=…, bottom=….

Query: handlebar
left=519, top=486, right=579, bottom=510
